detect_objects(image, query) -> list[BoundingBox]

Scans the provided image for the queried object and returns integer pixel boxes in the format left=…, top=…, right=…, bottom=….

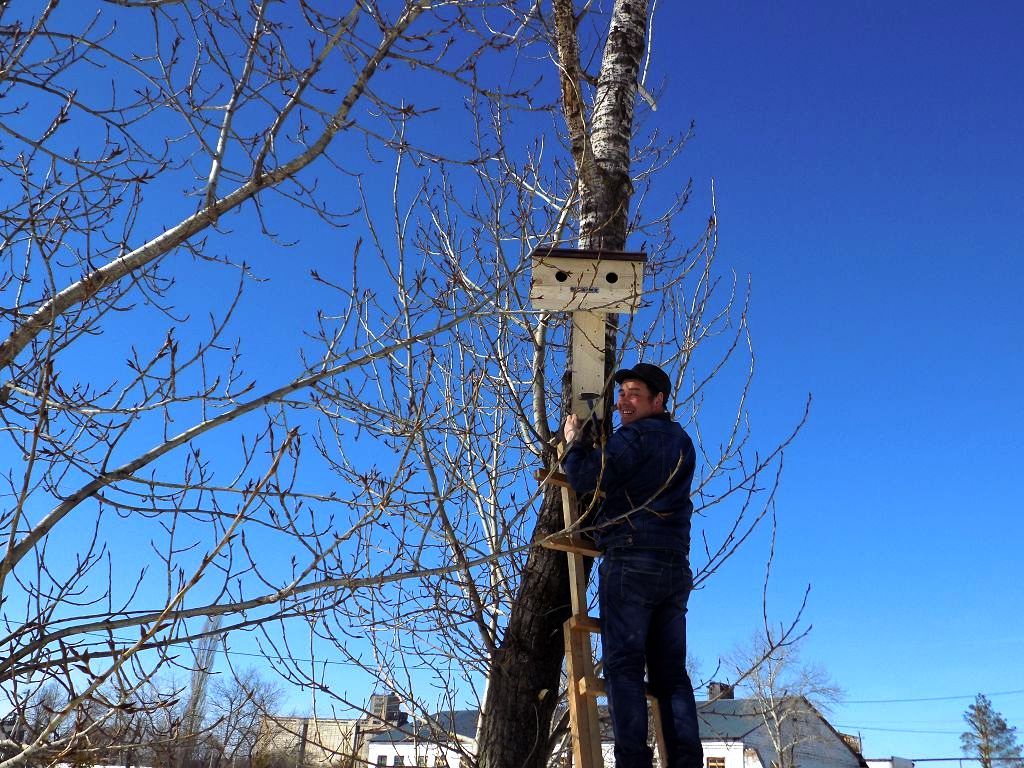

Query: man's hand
left=563, top=413, right=581, bottom=444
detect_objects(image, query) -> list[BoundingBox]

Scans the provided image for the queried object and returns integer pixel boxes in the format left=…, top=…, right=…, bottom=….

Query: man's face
left=616, top=379, right=664, bottom=425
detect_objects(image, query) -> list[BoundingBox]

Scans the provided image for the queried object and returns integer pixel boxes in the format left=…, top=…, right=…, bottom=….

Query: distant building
left=866, top=759, right=915, bottom=768
left=363, top=686, right=870, bottom=768
left=0, top=712, right=28, bottom=745
left=698, top=690, right=868, bottom=768
left=257, top=694, right=408, bottom=768
left=364, top=694, right=409, bottom=730
left=257, top=715, right=360, bottom=767
left=276, top=686, right=874, bottom=768
left=0, top=713, right=29, bottom=763
left=366, top=710, right=478, bottom=768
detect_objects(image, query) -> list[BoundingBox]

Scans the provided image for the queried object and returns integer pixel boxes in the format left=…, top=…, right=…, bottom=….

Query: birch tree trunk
left=475, top=2, right=649, bottom=766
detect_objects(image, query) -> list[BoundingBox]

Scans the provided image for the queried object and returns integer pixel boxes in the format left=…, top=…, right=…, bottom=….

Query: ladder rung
left=568, top=615, right=601, bottom=634
left=534, top=468, right=572, bottom=488
left=577, top=674, right=662, bottom=704
left=540, top=532, right=600, bottom=557
left=534, top=468, right=606, bottom=500
left=580, top=675, right=605, bottom=697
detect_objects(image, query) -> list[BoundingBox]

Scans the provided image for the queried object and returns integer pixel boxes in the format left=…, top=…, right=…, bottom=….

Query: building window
left=707, top=758, right=725, bottom=768
left=417, top=758, right=427, bottom=767
left=376, top=757, right=387, bottom=767
left=395, top=759, right=404, bottom=768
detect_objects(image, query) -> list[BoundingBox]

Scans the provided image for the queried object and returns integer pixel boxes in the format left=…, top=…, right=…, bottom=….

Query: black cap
left=613, top=363, right=671, bottom=399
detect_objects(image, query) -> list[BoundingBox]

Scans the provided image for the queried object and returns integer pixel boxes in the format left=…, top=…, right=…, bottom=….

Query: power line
left=910, top=760, right=1024, bottom=764
left=82, top=630, right=453, bottom=671
left=844, top=688, right=1024, bottom=704
left=836, top=724, right=962, bottom=735
left=66, top=632, right=1024, bottom=702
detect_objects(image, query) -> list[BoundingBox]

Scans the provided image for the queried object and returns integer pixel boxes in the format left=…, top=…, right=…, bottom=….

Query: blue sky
left=4, top=0, right=1021, bottom=761
left=658, top=0, right=1024, bottom=758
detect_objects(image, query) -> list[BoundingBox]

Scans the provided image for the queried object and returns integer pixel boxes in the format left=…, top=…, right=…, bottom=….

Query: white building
left=365, top=710, right=477, bottom=768
left=698, top=694, right=868, bottom=768
left=364, top=690, right=869, bottom=768
left=867, top=759, right=915, bottom=768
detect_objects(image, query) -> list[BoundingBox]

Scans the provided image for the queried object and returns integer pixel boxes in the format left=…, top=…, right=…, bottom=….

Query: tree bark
left=475, top=490, right=572, bottom=768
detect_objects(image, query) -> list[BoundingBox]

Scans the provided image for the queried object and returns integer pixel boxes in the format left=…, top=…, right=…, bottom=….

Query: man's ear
left=655, top=391, right=665, bottom=410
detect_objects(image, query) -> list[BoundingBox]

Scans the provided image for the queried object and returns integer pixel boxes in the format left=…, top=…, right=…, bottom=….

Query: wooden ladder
left=538, top=469, right=667, bottom=768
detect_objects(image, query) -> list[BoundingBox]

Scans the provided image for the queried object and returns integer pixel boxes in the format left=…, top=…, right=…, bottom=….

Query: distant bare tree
left=726, top=633, right=842, bottom=768
left=208, top=670, right=283, bottom=768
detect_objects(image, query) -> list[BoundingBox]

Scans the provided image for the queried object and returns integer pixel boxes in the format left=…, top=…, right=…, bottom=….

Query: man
left=562, top=362, right=702, bottom=768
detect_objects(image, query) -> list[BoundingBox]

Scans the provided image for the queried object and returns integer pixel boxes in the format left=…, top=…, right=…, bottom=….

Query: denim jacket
left=563, top=413, right=695, bottom=555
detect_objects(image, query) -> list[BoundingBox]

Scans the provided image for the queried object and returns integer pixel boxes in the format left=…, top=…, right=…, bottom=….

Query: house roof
left=698, top=698, right=771, bottom=741
left=368, top=710, right=478, bottom=744
left=699, top=697, right=868, bottom=768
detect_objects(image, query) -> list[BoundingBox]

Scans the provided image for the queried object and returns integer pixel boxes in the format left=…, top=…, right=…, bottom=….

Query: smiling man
left=562, top=362, right=702, bottom=768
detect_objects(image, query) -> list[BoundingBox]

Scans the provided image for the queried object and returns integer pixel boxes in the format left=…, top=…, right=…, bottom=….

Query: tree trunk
left=579, top=0, right=648, bottom=251
left=475, top=2, right=649, bottom=767
left=475, top=489, right=572, bottom=768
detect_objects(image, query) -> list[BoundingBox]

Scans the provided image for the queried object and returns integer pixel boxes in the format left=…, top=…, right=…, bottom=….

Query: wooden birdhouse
left=529, top=247, right=646, bottom=314
left=529, top=246, right=647, bottom=419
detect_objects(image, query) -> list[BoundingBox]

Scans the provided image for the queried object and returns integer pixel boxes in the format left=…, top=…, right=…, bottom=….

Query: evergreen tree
left=962, top=694, right=1023, bottom=768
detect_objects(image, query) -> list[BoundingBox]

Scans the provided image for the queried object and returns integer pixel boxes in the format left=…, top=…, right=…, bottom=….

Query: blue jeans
left=599, top=547, right=702, bottom=768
